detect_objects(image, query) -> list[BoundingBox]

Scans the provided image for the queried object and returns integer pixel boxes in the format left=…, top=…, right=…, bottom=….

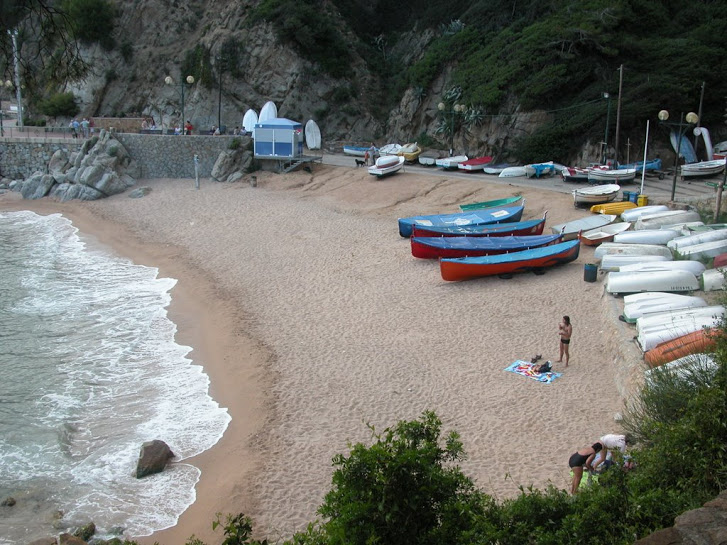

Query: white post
left=640, top=120, right=649, bottom=195
left=194, top=154, right=200, bottom=190
left=9, top=29, right=23, bottom=127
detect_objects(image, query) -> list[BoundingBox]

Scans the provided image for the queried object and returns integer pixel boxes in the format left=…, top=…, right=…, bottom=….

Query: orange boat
left=440, top=239, right=580, bottom=281
left=644, top=328, right=718, bottom=367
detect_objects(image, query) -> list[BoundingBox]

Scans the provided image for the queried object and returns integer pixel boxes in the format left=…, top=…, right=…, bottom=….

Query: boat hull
left=644, top=329, right=717, bottom=367
left=411, top=217, right=546, bottom=238
left=635, top=210, right=701, bottom=230
left=590, top=201, right=637, bottom=215
left=573, top=184, right=621, bottom=206
left=613, top=230, right=678, bottom=245
left=411, top=234, right=562, bottom=259
left=398, top=205, right=525, bottom=238
left=595, top=243, right=674, bottom=260
left=579, top=222, right=632, bottom=246
left=459, top=196, right=523, bottom=212
left=622, top=293, right=707, bottom=323
left=369, top=156, right=404, bottom=177
left=621, top=205, right=670, bottom=222
left=606, top=270, right=699, bottom=295
left=588, top=168, right=637, bottom=183
left=440, top=240, right=580, bottom=281
left=550, top=214, right=617, bottom=241
left=600, top=255, right=671, bottom=271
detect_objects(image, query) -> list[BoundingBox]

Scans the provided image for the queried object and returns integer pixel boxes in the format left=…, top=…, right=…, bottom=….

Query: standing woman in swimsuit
left=569, top=442, right=602, bottom=494
left=558, top=315, right=572, bottom=366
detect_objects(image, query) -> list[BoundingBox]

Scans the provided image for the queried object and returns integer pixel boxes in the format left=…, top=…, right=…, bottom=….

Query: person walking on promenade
left=557, top=315, right=572, bottom=366
left=568, top=441, right=602, bottom=494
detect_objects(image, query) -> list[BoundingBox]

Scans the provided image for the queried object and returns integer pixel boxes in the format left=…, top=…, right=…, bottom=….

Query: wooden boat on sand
left=645, top=329, right=717, bottom=368
left=573, top=184, right=621, bottom=206
left=594, top=243, right=673, bottom=260
left=622, top=292, right=708, bottom=323
left=418, top=150, right=446, bottom=166
left=617, top=261, right=706, bottom=276
left=621, top=205, right=670, bottom=222
left=550, top=214, right=617, bottom=241
left=411, top=213, right=547, bottom=238
left=637, top=306, right=724, bottom=351
left=440, top=240, right=580, bottom=281
left=600, top=255, right=671, bottom=272
left=411, top=233, right=562, bottom=259
left=668, top=229, right=727, bottom=251
left=436, top=155, right=468, bottom=169
left=498, top=166, right=527, bottom=178
left=606, top=269, right=699, bottom=296
left=635, top=210, right=701, bottom=230
left=579, top=222, right=631, bottom=246
left=680, top=159, right=725, bottom=179
left=343, top=145, right=372, bottom=157
left=613, top=230, right=679, bottom=245
left=398, top=204, right=525, bottom=238
left=398, top=142, right=422, bottom=162
left=458, top=156, right=493, bottom=171
left=561, top=167, right=590, bottom=183
left=588, top=167, right=637, bottom=184
left=459, top=195, right=523, bottom=212
left=369, top=156, right=404, bottom=177
left=590, top=201, right=637, bottom=215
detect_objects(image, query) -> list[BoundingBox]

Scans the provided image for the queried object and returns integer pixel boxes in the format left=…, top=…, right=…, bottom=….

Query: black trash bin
left=583, top=263, right=598, bottom=282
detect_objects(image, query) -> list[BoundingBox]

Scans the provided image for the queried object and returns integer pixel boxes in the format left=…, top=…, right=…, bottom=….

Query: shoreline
left=1, top=166, right=638, bottom=542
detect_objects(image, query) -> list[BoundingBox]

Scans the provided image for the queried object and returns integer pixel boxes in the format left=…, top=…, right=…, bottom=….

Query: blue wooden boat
left=411, top=233, right=562, bottom=259
left=398, top=204, right=525, bottom=238
left=459, top=195, right=523, bottom=212
left=440, top=240, right=580, bottom=281
left=411, top=212, right=547, bottom=238
left=343, top=145, right=373, bottom=157
left=617, top=158, right=662, bottom=173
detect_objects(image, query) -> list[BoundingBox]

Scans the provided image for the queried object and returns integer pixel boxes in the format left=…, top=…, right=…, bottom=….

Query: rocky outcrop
left=210, top=145, right=254, bottom=182
left=135, top=440, right=175, bottom=479
left=14, top=130, right=138, bottom=201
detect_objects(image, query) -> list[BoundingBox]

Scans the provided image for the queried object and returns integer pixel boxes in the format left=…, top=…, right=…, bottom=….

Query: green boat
left=459, top=195, right=523, bottom=212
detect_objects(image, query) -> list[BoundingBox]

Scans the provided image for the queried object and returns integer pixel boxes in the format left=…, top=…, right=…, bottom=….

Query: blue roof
left=254, top=117, right=302, bottom=129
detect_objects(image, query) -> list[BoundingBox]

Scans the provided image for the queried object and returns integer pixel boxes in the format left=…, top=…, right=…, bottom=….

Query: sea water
left=0, top=211, right=231, bottom=544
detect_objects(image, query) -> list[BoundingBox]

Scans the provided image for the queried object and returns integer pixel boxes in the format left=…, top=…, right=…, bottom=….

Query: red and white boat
left=458, top=156, right=493, bottom=171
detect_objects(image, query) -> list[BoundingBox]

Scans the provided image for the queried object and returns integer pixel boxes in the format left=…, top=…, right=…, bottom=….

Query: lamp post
left=602, top=92, right=611, bottom=164
left=1, top=80, right=12, bottom=137
left=8, top=29, right=23, bottom=128
left=165, top=74, right=195, bottom=134
left=437, top=101, right=465, bottom=156
left=657, top=109, right=699, bottom=201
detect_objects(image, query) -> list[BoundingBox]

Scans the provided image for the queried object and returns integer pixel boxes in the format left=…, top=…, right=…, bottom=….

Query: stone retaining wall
left=0, top=134, right=244, bottom=180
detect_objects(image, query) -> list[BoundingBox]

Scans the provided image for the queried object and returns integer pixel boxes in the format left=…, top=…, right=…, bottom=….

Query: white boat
left=660, top=222, right=705, bottom=233
left=572, top=184, right=621, bottom=206
left=259, top=100, right=277, bottom=122
left=483, top=163, right=513, bottom=174
left=588, top=167, right=637, bottom=184
left=242, top=109, right=258, bottom=133
left=636, top=306, right=724, bottom=351
left=635, top=210, right=701, bottom=230
left=498, top=166, right=527, bottom=177
left=618, top=261, right=706, bottom=276
left=701, top=268, right=727, bottom=292
left=418, top=150, right=444, bottom=166
left=680, top=159, right=725, bottom=178
left=524, top=161, right=554, bottom=178
left=379, top=143, right=402, bottom=156
left=579, top=222, right=631, bottom=246
left=621, top=205, right=670, bottom=222
left=550, top=214, right=616, bottom=241
left=458, top=156, right=493, bottom=171
left=622, top=292, right=708, bottom=323
left=436, top=155, right=468, bottom=169
left=607, top=269, right=698, bottom=295
left=304, top=119, right=321, bottom=150
left=607, top=269, right=699, bottom=295
left=667, top=229, right=727, bottom=251
left=645, top=353, right=717, bottom=381
left=675, top=239, right=727, bottom=261
left=368, top=155, right=404, bottom=177
left=600, top=255, right=671, bottom=272
left=613, top=230, right=679, bottom=245
left=594, top=242, right=673, bottom=260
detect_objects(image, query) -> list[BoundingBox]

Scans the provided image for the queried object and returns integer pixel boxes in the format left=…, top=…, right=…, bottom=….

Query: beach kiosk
left=253, top=117, right=321, bottom=172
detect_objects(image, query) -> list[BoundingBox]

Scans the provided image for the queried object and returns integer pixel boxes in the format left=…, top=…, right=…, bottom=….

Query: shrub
left=61, top=0, right=117, bottom=50
left=40, top=92, right=79, bottom=118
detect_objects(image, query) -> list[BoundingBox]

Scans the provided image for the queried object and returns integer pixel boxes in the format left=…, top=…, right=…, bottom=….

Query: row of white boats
left=576, top=204, right=726, bottom=363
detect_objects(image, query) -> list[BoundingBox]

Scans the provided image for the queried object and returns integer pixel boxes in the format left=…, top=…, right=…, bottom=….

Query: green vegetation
left=251, top=0, right=352, bottom=79
left=39, top=92, right=79, bottom=118
left=181, top=45, right=214, bottom=89
left=61, top=0, right=117, bottom=50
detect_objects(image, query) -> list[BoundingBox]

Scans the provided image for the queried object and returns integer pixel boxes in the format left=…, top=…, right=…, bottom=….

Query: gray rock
left=73, top=522, right=95, bottom=541
left=49, top=150, right=70, bottom=173
left=49, top=183, right=105, bottom=202
left=128, top=187, right=152, bottom=198
left=21, top=174, right=56, bottom=200
left=135, top=440, right=175, bottom=478
left=27, top=538, right=57, bottom=545
left=92, top=172, right=127, bottom=196
left=1, top=496, right=15, bottom=506
left=58, top=533, right=86, bottom=545
left=227, top=172, right=244, bottom=183
left=79, top=164, right=105, bottom=188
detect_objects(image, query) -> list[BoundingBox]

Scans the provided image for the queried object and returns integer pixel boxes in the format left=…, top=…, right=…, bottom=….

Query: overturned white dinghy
left=613, top=229, right=679, bottom=245
left=606, top=269, right=698, bottom=295
left=635, top=210, right=701, bottom=230
left=675, top=239, right=727, bottom=261
left=636, top=306, right=725, bottom=351
left=621, top=205, right=670, bottom=222
left=668, top=228, right=727, bottom=251
left=618, top=260, right=706, bottom=276
left=622, top=292, right=708, bottom=323
left=701, top=268, right=727, bottom=292
left=601, top=255, right=672, bottom=272
left=595, top=242, right=674, bottom=260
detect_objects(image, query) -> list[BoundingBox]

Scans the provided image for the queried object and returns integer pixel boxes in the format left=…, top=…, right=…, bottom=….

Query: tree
left=318, top=411, right=487, bottom=545
left=40, top=91, right=79, bottom=117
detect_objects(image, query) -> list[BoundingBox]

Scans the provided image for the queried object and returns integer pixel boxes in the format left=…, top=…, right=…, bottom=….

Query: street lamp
left=438, top=101, right=465, bottom=156
left=602, top=92, right=611, bottom=165
left=657, top=110, right=699, bottom=201
left=165, top=74, right=195, bottom=134
left=1, top=80, right=12, bottom=137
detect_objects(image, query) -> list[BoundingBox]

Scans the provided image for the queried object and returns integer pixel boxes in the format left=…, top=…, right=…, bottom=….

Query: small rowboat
left=418, top=149, right=446, bottom=166
left=550, top=214, right=617, bottom=241
left=668, top=229, right=727, bottom=251
left=617, top=158, right=662, bottom=173
left=440, top=240, right=580, bottom=281
left=459, top=195, right=523, bottom=212
left=343, top=145, right=372, bottom=157
left=411, top=233, right=562, bottom=259
left=590, top=201, right=637, bottom=215
left=645, top=329, right=717, bottom=367
left=606, top=269, right=697, bottom=295
left=561, top=167, right=590, bottom=183
left=635, top=210, right=701, bottom=230
left=368, top=156, right=404, bottom=178
left=573, top=184, right=621, bottom=206
left=594, top=243, right=673, bottom=260
left=498, top=166, right=527, bottom=178
left=600, top=255, right=671, bottom=272
left=483, top=163, right=513, bottom=175
left=379, top=143, right=402, bottom=156
left=621, top=205, right=670, bottom=222
left=524, top=162, right=554, bottom=178
left=579, top=222, right=632, bottom=246
left=398, top=142, right=422, bottom=162
left=398, top=204, right=525, bottom=238
left=436, top=155, right=469, bottom=169
left=458, top=156, right=493, bottom=171
left=622, top=292, right=708, bottom=323
left=680, top=159, right=725, bottom=179
left=411, top=213, right=548, bottom=238
left=588, top=167, right=637, bottom=184
left=618, top=261, right=706, bottom=276
left=701, top=268, right=727, bottom=291
left=613, top=230, right=679, bottom=245
left=637, top=306, right=724, bottom=351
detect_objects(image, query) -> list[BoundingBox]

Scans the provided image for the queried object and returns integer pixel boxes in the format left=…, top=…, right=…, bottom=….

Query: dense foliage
left=39, top=91, right=79, bottom=118
left=61, top=0, right=117, bottom=50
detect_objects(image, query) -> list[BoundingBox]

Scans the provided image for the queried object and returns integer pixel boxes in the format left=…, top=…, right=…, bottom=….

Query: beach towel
left=504, top=360, right=562, bottom=384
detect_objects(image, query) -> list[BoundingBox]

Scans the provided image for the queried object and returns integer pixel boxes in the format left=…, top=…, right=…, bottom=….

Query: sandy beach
left=0, top=165, right=642, bottom=543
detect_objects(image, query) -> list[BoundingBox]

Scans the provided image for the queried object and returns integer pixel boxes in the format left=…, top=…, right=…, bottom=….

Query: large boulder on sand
left=135, top=440, right=175, bottom=478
